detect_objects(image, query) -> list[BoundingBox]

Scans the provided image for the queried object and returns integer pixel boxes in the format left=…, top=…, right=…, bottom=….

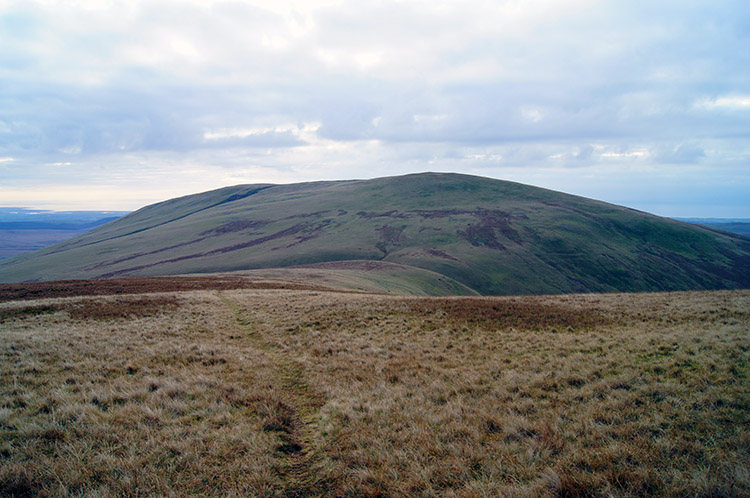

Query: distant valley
left=0, top=208, right=128, bottom=260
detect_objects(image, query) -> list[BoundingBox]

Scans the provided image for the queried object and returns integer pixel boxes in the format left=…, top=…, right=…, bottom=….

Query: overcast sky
left=1, top=0, right=748, bottom=216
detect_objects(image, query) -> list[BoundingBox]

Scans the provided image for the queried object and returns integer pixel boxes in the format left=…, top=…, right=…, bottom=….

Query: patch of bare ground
left=1, top=288, right=748, bottom=497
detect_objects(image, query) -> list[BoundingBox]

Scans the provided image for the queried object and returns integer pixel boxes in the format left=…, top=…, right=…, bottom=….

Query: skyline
left=1, top=0, right=749, bottom=216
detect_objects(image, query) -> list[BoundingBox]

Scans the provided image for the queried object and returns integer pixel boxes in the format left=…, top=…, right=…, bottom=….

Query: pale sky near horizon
left=1, top=0, right=748, bottom=216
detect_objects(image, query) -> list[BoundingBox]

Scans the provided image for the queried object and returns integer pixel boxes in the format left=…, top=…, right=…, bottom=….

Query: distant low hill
left=676, top=218, right=750, bottom=237
left=0, top=208, right=128, bottom=260
left=1, top=173, right=748, bottom=295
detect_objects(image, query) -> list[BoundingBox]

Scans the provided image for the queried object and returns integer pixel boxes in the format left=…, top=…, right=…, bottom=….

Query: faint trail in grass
left=219, top=292, right=330, bottom=497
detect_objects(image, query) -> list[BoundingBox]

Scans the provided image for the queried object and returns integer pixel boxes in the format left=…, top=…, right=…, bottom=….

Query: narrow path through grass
left=219, top=292, right=330, bottom=497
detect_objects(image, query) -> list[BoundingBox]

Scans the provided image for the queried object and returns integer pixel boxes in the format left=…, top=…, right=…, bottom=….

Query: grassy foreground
left=0, top=283, right=748, bottom=497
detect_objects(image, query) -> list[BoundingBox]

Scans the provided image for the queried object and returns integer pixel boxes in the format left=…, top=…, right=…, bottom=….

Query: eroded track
left=219, top=293, right=330, bottom=497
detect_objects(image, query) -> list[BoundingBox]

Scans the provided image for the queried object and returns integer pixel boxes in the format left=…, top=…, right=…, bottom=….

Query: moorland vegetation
left=1, top=277, right=747, bottom=497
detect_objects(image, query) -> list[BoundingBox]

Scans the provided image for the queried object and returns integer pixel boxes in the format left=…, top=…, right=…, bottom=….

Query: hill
left=677, top=218, right=750, bottom=237
left=0, top=172, right=749, bottom=294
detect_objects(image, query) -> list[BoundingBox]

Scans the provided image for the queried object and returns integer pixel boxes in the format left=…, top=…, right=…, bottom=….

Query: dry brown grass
left=0, top=275, right=328, bottom=302
left=1, top=287, right=748, bottom=497
left=0, top=296, right=180, bottom=322
left=1, top=292, right=291, bottom=496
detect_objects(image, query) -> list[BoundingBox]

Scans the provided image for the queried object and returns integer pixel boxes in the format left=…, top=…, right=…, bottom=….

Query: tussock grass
left=1, top=288, right=748, bottom=497
left=1, top=292, right=290, bottom=496
left=402, top=297, right=617, bottom=330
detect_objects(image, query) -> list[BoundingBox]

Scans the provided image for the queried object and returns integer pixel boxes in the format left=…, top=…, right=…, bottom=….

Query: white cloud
left=58, top=146, right=82, bottom=155
left=204, top=125, right=297, bottom=141
left=696, top=95, right=750, bottom=110
left=202, top=122, right=321, bottom=147
left=520, top=107, right=544, bottom=123
left=599, top=150, right=649, bottom=159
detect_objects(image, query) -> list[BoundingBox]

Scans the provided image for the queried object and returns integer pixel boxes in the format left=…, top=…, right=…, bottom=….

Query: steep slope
left=1, top=173, right=749, bottom=295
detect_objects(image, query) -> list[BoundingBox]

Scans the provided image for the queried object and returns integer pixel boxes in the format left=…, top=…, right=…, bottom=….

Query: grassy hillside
left=1, top=282, right=748, bottom=497
left=228, top=261, right=479, bottom=296
left=1, top=173, right=749, bottom=295
left=0, top=263, right=477, bottom=301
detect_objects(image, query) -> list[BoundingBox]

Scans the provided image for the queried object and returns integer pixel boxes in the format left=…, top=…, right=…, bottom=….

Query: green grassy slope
left=1, top=173, right=749, bottom=294
left=222, top=261, right=479, bottom=296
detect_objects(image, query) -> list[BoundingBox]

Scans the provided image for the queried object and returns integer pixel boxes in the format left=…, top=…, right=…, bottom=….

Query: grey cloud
left=3, top=0, right=748, bottom=151
left=0, top=0, right=748, bottom=215
left=657, top=145, right=706, bottom=164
